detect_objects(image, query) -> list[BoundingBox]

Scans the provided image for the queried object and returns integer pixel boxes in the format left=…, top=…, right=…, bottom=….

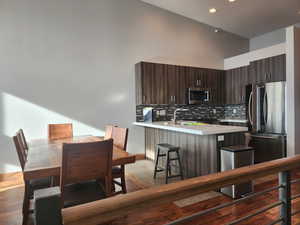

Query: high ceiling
left=141, top=0, right=300, bottom=38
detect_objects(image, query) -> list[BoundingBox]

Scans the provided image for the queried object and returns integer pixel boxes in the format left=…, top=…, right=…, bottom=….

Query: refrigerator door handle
left=248, top=91, right=253, bottom=126
left=263, top=91, right=268, bottom=126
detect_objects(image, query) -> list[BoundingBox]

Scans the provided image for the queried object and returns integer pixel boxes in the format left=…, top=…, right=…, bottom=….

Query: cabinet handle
left=196, top=80, right=199, bottom=86
left=199, top=80, right=201, bottom=86
left=174, top=96, right=176, bottom=102
left=143, top=96, right=146, bottom=103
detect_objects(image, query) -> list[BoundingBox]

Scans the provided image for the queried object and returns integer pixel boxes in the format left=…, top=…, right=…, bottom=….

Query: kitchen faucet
left=173, top=108, right=189, bottom=124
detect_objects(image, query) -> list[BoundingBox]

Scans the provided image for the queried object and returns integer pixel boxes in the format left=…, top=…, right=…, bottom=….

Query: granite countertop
left=133, top=121, right=248, bottom=136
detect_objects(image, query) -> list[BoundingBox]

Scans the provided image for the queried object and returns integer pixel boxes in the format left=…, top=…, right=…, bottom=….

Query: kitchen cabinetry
left=166, top=65, right=187, bottom=104
left=135, top=62, right=225, bottom=105
left=250, top=54, right=286, bottom=83
left=135, top=62, right=168, bottom=105
left=225, top=66, right=249, bottom=105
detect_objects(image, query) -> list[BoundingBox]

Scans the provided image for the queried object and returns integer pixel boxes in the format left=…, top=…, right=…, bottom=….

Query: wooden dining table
left=23, top=135, right=136, bottom=181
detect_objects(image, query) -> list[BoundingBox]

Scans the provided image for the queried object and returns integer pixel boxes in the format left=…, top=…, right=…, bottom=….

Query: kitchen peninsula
left=134, top=121, right=248, bottom=178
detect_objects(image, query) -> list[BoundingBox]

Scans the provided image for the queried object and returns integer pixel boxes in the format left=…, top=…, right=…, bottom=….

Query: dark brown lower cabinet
left=249, top=134, right=286, bottom=164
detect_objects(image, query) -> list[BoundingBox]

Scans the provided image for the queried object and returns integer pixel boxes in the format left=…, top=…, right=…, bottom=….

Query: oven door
left=188, top=88, right=209, bottom=104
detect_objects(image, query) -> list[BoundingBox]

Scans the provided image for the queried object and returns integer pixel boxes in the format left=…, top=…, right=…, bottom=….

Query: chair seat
left=112, top=166, right=122, bottom=174
left=157, top=143, right=179, bottom=151
left=63, top=181, right=106, bottom=208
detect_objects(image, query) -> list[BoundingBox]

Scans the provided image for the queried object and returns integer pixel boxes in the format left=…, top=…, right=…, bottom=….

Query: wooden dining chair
left=60, top=139, right=113, bottom=208
left=111, top=127, right=129, bottom=194
left=13, top=131, right=52, bottom=225
left=48, top=123, right=73, bottom=140
left=19, top=129, right=29, bottom=153
left=104, top=125, right=114, bottom=140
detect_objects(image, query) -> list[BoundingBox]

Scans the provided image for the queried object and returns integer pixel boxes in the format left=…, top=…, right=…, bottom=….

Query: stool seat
left=157, top=143, right=179, bottom=151
left=154, top=143, right=184, bottom=184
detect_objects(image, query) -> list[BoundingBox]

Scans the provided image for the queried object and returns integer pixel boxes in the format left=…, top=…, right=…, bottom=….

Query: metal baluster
left=279, top=171, right=291, bottom=225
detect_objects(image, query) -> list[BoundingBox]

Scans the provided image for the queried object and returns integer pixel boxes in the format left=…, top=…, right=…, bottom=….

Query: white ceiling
left=141, top=0, right=300, bottom=38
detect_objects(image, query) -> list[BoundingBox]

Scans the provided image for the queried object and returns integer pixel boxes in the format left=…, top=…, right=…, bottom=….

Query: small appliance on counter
left=143, top=107, right=153, bottom=122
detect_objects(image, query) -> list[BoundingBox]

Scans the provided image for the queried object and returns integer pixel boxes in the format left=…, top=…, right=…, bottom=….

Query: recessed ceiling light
left=209, top=8, right=217, bottom=13
left=228, top=0, right=236, bottom=2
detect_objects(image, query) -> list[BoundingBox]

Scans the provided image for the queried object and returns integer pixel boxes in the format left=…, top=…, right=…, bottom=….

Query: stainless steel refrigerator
left=248, top=81, right=287, bottom=163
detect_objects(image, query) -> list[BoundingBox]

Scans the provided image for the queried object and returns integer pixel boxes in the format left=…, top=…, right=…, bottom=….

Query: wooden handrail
left=62, top=155, right=300, bottom=225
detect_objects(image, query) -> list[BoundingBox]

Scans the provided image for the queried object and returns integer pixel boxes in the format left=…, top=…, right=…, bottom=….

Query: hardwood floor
left=2, top=161, right=300, bottom=225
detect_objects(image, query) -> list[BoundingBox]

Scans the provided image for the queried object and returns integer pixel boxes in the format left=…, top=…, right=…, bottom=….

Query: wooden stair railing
left=35, top=155, right=300, bottom=225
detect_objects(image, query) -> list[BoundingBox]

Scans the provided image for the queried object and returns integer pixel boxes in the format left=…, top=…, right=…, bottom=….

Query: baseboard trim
left=0, top=172, right=23, bottom=192
left=0, top=171, right=23, bottom=181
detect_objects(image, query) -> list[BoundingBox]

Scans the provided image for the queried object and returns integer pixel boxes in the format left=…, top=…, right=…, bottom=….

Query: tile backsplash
left=136, top=104, right=247, bottom=122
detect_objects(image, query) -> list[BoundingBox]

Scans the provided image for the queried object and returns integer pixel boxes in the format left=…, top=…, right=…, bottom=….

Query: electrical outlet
left=233, top=109, right=237, bottom=114
left=160, top=110, right=166, bottom=116
left=218, top=135, right=224, bottom=141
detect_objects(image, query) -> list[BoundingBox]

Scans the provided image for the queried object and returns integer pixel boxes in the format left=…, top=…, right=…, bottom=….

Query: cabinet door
left=186, top=67, right=199, bottom=88
left=153, top=63, right=168, bottom=104
left=206, top=70, right=218, bottom=103
left=225, top=70, right=233, bottom=104
left=248, top=62, right=256, bottom=84
left=225, top=66, right=249, bottom=105
left=269, top=54, right=286, bottom=82
left=176, top=66, right=188, bottom=104
left=252, top=59, right=268, bottom=83
left=217, top=71, right=226, bottom=104
left=166, top=65, right=179, bottom=104
left=135, top=63, right=143, bottom=105
left=198, top=68, right=208, bottom=88
left=141, top=62, right=155, bottom=104
left=239, top=66, right=249, bottom=104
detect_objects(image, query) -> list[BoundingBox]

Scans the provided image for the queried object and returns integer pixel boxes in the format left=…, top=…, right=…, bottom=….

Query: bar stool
left=153, top=143, right=184, bottom=184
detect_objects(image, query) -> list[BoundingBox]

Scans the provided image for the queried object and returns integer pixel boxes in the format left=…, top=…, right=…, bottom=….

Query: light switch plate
left=233, top=109, right=237, bottom=114
left=213, top=109, right=217, bottom=114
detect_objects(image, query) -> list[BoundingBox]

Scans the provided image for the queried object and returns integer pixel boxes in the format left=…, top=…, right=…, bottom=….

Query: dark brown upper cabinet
left=166, top=64, right=187, bottom=104
left=250, top=54, right=286, bottom=84
left=136, top=62, right=168, bottom=105
left=225, top=65, right=249, bottom=105
left=135, top=62, right=225, bottom=105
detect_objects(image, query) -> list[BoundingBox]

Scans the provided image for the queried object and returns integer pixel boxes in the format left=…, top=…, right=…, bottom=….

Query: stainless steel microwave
left=188, top=88, right=209, bottom=104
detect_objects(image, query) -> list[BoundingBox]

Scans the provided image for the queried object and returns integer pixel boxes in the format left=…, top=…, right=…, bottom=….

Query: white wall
left=286, top=26, right=300, bottom=156
left=0, top=0, right=249, bottom=173
left=224, top=43, right=286, bottom=70
left=250, top=28, right=286, bottom=51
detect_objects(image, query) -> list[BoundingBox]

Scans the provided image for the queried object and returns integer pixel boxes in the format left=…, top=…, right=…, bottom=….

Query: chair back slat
left=19, top=129, right=29, bottom=153
left=104, top=125, right=114, bottom=140
left=111, top=127, right=128, bottom=151
left=48, top=123, right=73, bottom=140
left=61, top=139, right=113, bottom=186
left=13, top=134, right=27, bottom=170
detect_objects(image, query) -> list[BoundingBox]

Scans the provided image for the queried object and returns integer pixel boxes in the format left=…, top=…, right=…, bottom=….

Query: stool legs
left=176, top=150, right=184, bottom=180
left=165, top=151, right=170, bottom=184
left=154, top=146, right=184, bottom=184
left=153, top=148, right=160, bottom=179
